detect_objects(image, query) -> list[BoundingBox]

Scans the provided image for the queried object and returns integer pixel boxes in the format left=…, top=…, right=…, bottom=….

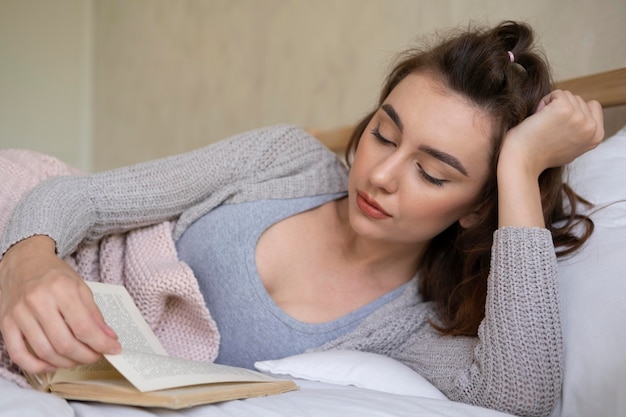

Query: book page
left=85, top=282, right=284, bottom=393
left=86, top=281, right=167, bottom=355
left=51, top=357, right=120, bottom=385
left=50, top=282, right=166, bottom=385
left=108, top=351, right=282, bottom=392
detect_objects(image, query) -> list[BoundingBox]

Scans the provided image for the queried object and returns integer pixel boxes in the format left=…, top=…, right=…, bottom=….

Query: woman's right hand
left=495, top=89, right=603, bottom=228
left=500, top=89, right=604, bottom=178
left=0, top=236, right=121, bottom=374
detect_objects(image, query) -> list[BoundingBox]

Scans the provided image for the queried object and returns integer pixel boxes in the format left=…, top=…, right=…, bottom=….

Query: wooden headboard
left=554, top=68, right=626, bottom=108
left=311, top=67, right=626, bottom=153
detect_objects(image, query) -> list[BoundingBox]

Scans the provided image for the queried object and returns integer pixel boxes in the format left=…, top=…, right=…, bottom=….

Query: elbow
left=448, top=359, right=563, bottom=417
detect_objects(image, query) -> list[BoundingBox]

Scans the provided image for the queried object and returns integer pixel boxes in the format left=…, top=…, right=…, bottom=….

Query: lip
left=356, top=191, right=391, bottom=220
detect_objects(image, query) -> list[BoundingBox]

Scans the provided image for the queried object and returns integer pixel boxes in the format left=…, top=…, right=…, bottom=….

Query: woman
left=0, top=21, right=603, bottom=417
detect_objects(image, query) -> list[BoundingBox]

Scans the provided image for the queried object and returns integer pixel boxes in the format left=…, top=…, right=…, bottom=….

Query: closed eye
left=417, top=164, right=447, bottom=187
left=371, top=124, right=447, bottom=187
left=370, top=127, right=395, bottom=146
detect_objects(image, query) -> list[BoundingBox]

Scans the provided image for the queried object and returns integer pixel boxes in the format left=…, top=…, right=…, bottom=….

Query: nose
left=369, top=154, right=400, bottom=194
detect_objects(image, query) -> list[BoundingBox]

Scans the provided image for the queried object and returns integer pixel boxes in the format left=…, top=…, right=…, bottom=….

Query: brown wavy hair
left=344, top=21, right=594, bottom=336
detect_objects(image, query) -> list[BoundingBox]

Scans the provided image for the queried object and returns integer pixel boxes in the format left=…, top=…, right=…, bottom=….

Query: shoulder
left=221, top=124, right=346, bottom=179
left=221, top=124, right=332, bottom=157
left=144, top=124, right=342, bottom=183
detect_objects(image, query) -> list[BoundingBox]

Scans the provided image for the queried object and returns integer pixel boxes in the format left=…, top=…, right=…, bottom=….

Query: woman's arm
left=0, top=125, right=339, bottom=259
left=442, top=91, right=604, bottom=416
left=0, top=124, right=346, bottom=374
left=445, top=91, right=604, bottom=415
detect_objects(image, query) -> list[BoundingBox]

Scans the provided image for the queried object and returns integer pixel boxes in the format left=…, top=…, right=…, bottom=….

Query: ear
left=458, top=210, right=481, bottom=229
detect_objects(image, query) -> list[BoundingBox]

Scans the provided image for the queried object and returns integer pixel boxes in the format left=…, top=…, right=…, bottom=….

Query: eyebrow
left=419, top=145, right=469, bottom=177
left=382, top=104, right=404, bottom=132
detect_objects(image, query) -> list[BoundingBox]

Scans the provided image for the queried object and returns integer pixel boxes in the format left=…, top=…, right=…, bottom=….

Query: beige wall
left=1, top=0, right=625, bottom=171
left=92, top=0, right=626, bottom=170
left=0, top=0, right=92, bottom=171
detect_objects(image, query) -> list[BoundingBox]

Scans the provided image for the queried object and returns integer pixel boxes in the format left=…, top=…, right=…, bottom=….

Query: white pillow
left=553, top=126, right=626, bottom=417
left=255, top=350, right=447, bottom=400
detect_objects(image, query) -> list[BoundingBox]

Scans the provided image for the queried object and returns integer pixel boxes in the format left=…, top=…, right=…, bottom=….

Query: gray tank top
left=175, top=193, right=408, bottom=369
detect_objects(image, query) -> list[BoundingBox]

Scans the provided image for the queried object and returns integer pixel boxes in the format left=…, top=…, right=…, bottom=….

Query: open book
left=24, top=281, right=297, bottom=409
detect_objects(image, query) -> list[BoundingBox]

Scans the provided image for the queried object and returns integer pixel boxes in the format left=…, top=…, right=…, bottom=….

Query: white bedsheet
left=0, top=377, right=514, bottom=417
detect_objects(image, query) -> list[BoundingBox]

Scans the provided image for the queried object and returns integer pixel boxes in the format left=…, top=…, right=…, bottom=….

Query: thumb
left=535, top=97, right=548, bottom=114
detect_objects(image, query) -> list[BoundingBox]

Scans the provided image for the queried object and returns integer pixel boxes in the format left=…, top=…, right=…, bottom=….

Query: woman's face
left=348, top=72, right=494, bottom=249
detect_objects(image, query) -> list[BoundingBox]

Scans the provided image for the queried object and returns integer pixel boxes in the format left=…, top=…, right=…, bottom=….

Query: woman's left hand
left=500, top=89, right=604, bottom=178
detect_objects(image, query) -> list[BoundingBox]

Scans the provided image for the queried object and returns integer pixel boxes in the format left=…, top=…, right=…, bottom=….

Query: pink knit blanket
left=0, top=149, right=219, bottom=387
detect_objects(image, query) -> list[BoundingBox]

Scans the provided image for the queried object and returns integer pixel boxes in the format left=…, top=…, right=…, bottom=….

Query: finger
left=21, top=279, right=108, bottom=366
left=587, top=99, right=605, bottom=142
left=80, top=283, right=119, bottom=340
left=535, top=97, right=548, bottom=113
left=57, top=283, right=121, bottom=356
left=562, top=89, right=579, bottom=105
left=1, top=312, right=58, bottom=373
left=6, top=310, right=79, bottom=373
left=14, top=302, right=85, bottom=369
left=573, top=95, right=592, bottom=117
left=548, top=91, right=592, bottom=130
left=2, top=322, right=57, bottom=374
left=571, top=95, right=604, bottom=147
left=535, top=89, right=571, bottom=114
left=41, top=315, right=104, bottom=366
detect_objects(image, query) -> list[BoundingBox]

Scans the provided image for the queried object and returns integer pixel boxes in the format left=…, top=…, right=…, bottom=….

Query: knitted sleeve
left=313, top=227, right=562, bottom=417
left=0, top=125, right=347, bottom=259
left=421, top=227, right=562, bottom=417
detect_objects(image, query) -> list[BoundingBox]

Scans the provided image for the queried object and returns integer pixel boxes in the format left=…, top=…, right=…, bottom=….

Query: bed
left=1, top=67, right=625, bottom=417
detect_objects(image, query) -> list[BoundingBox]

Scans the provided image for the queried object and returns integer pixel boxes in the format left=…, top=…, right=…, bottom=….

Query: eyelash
left=370, top=127, right=394, bottom=146
left=417, top=164, right=446, bottom=187
left=370, top=127, right=447, bottom=188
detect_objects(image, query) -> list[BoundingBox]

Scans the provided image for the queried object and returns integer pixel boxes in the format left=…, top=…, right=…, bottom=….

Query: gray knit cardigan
left=0, top=125, right=562, bottom=417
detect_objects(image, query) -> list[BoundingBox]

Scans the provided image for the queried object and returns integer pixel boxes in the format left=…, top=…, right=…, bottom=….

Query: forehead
left=386, top=72, right=494, bottom=137
left=384, top=72, right=495, bottom=170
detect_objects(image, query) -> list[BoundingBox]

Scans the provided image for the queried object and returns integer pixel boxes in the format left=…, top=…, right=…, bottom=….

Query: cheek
left=402, top=189, right=477, bottom=224
left=348, top=142, right=374, bottom=185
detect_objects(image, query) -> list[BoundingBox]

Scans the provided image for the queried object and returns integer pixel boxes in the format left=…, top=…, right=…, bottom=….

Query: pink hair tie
left=507, top=51, right=515, bottom=63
